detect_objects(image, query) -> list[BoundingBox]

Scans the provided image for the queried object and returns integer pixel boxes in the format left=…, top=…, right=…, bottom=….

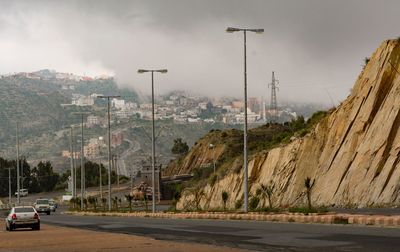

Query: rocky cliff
left=176, top=39, right=400, bottom=210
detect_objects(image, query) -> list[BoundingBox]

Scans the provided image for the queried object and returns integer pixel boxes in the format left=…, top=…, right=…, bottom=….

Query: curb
left=66, top=211, right=400, bottom=228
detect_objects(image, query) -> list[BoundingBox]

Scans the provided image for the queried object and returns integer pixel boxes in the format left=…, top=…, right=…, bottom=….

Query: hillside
left=175, top=39, right=400, bottom=210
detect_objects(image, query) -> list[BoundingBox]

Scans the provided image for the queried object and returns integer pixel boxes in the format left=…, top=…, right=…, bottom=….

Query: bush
left=235, top=199, right=243, bottom=210
left=249, top=196, right=260, bottom=211
left=209, top=174, right=217, bottom=186
left=222, top=191, right=229, bottom=210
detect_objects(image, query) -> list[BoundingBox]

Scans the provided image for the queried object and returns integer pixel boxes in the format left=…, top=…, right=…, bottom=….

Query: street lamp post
left=209, top=144, right=216, bottom=174
left=72, top=112, right=90, bottom=210
left=16, top=122, right=20, bottom=205
left=98, top=146, right=103, bottom=200
left=97, top=95, right=121, bottom=211
left=226, top=27, right=264, bottom=212
left=6, top=167, right=14, bottom=205
left=138, top=68, right=167, bottom=213
left=69, top=127, right=75, bottom=199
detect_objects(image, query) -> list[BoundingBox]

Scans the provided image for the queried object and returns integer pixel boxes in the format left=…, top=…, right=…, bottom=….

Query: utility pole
left=6, top=167, right=14, bottom=205
left=16, top=122, right=20, bottom=205
left=72, top=112, right=90, bottom=210
left=98, top=146, right=103, bottom=199
left=269, top=71, right=279, bottom=123
left=97, top=95, right=120, bottom=211
left=138, top=68, right=167, bottom=213
left=130, top=166, right=134, bottom=193
left=209, top=144, right=216, bottom=173
left=69, top=127, right=75, bottom=199
left=115, top=155, right=119, bottom=190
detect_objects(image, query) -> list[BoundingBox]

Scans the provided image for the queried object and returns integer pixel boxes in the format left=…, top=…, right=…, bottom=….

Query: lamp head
left=253, top=28, right=264, bottom=34
left=226, top=27, right=240, bottom=33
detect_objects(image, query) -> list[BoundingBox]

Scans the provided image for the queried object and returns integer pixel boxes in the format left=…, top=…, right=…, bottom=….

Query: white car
left=5, top=206, right=40, bottom=231
left=49, top=199, right=57, bottom=212
left=14, top=189, right=28, bottom=197
left=34, top=199, right=51, bottom=215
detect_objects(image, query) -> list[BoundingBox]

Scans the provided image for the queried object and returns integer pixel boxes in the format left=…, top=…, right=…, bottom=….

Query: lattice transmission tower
left=268, top=71, right=279, bottom=123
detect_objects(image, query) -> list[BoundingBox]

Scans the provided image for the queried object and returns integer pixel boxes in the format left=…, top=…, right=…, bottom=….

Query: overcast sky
left=0, top=0, right=399, bottom=104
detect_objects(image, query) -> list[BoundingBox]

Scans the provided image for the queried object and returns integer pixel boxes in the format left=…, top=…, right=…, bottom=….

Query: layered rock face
left=177, top=40, right=400, bottom=210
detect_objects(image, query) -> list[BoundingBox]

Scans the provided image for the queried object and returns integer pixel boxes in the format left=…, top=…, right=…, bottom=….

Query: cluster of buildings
left=66, top=92, right=297, bottom=125
left=62, top=133, right=124, bottom=160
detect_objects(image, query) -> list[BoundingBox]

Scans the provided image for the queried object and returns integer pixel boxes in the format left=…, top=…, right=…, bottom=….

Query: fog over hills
left=1, top=1, right=400, bottom=105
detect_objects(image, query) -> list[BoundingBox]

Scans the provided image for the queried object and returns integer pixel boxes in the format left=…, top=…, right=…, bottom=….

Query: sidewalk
left=68, top=210, right=400, bottom=228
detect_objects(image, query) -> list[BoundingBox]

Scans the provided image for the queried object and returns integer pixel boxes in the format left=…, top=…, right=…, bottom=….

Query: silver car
left=5, top=206, right=40, bottom=231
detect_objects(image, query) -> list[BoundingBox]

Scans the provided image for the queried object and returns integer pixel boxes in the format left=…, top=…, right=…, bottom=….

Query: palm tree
left=125, top=194, right=133, bottom=212
left=256, top=181, right=275, bottom=208
left=221, top=191, right=229, bottom=211
left=304, top=177, right=315, bottom=210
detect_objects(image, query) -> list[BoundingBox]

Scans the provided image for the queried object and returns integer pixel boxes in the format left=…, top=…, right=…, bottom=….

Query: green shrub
left=235, top=199, right=243, bottom=210
left=249, top=196, right=260, bottom=211
left=209, top=174, right=218, bottom=186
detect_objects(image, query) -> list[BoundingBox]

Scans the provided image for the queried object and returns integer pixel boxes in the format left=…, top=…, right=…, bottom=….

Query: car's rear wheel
left=32, top=224, right=40, bottom=231
left=47, top=211, right=50, bottom=215
left=8, top=224, right=13, bottom=232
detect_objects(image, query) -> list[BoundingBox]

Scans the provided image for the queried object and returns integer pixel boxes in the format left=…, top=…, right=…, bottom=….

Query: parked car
left=49, top=199, right=57, bottom=212
left=14, top=189, right=28, bottom=197
left=34, top=199, right=51, bottom=215
left=5, top=206, right=40, bottom=231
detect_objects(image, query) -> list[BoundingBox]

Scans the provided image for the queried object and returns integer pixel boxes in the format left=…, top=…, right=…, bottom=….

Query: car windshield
left=36, top=199, right=49, bottom=204
left=15, top=207, right=34, bottom=213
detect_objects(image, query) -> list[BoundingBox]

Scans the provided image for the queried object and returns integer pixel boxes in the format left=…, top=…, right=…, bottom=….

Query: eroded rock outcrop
left=177, top=39, right=400, bottom=210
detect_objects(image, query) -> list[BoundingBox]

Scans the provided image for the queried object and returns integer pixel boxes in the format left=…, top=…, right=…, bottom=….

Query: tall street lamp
left=72, top=112, right=90, bottom=210
left=137, top=68, right=167, bottom=213
left=209, top=144, right=216, bottom=174
left=226, top=27, right=264, bottom=212
left=97, top=95, right=121, bottom=211
left=16, top=122, right=20, bottom=204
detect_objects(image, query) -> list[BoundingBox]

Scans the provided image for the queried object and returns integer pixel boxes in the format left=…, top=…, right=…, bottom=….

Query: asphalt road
left=40, top=210, right=400, bottom=252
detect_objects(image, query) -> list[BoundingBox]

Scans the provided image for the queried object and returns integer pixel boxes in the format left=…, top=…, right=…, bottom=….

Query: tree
left=83, top=198, right=88, bottom=211
left=256, top=181, right=275, bottom=208
left=113, top=197, right=119, bottom=211
left=192, top=187, right=205, bottom=211
left=125, top=194, right=133, bottom=212
left=33, top=161, right=59, bottom=192
left=221, top=191, right=229, bottom=211
left=101, top=198, right=107, bottom=211
left=171, top=138, right=189, bottom=155
left=304, top=177, right=315, bottom=210
left=88, top=196, right=97, bottom=210
left=249, top=196, right=260, bottom=211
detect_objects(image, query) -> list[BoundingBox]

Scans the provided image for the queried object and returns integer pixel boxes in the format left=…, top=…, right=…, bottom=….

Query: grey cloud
left=0, top=0, right=399, bottom=104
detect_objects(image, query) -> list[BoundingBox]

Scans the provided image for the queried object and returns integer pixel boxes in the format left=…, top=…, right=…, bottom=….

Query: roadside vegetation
left=166, top=110, right=329, bottom=212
